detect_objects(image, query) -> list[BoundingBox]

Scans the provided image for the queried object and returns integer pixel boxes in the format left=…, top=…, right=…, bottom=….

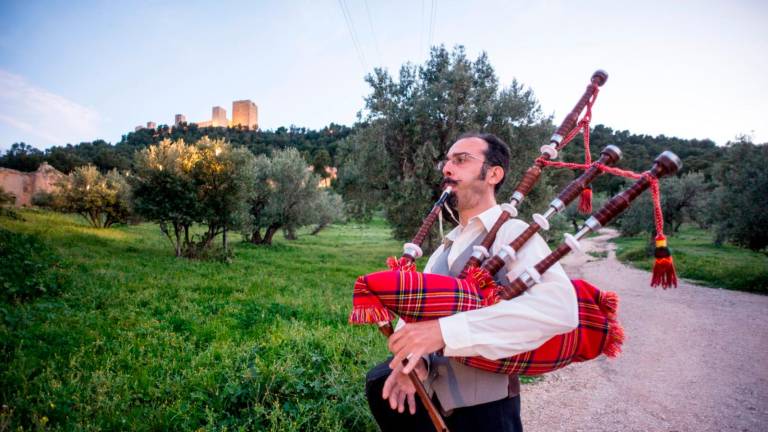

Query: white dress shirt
left=424, top=204, right=579, bottom=360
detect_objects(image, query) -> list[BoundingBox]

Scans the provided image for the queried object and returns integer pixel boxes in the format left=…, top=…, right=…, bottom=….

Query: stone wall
left=0, top=163, right=65, bottom=206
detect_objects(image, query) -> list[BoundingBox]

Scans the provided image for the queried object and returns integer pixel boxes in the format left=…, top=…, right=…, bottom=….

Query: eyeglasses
left=436, top=152, right=488, bottom=171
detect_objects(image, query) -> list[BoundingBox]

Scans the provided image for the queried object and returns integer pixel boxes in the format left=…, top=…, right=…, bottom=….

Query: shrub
left=53, top=165, right=132, bottom=228
left=0, top=186, right=16, bottom=206
left=31, top=191, right=55, bottom=208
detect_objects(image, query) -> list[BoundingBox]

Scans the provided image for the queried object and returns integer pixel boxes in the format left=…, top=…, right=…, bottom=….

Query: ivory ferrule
left=540, top=144, right=558, bottom=160
left=403, top=242, right=423, bottom=259
left=497, top=245, right=517, bottom=263
left=471, top=245, right=490, bottom=260
left=500, top=202, right=518, bottom=217
left=513, top=268, right=541, bottom=288
left=564, top=233, right=582, bottom=253
left=532, top=213, right=550, bottom=231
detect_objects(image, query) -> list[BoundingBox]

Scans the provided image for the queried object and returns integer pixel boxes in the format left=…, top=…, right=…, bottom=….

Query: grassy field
left=1, top=210, right=406, bottom=431
left=613, top=225, right=768, bottom=293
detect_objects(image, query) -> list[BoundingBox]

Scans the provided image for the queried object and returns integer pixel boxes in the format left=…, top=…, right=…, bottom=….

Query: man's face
left=441, top=137, right=491, bottom=211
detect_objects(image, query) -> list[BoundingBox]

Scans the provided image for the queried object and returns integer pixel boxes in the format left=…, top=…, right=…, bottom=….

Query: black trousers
left=365, top=360, right=523, bottom=432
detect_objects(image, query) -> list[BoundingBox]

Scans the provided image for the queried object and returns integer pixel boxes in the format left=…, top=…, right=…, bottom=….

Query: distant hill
left=0, top=123, right=353, bottom=174
left=0, top=123, right=747, bottom=186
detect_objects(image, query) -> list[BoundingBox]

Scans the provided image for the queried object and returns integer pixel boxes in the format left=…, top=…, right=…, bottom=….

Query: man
left=365, top=133, right=578, bottom=431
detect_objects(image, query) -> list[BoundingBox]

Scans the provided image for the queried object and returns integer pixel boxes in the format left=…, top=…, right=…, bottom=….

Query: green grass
left=613, top=225, right=768, bottom=293
left=1, top=210, right=403, bottom=431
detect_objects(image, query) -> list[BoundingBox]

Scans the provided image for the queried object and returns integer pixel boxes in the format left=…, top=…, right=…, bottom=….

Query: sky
left=0, top=0, right=766, bottom=152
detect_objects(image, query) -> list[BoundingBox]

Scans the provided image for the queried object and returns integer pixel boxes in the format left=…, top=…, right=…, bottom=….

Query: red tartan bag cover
left=349, top=269, right=623, bottom=376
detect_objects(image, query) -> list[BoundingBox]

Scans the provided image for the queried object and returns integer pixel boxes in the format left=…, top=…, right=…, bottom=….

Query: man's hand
left=381, top=358, right=428, bottom=414
left=388, top=320, right=446, bottom=375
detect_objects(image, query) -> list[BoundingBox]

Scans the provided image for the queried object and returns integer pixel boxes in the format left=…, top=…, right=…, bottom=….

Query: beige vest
left=426, top=233, right=519, bottom=412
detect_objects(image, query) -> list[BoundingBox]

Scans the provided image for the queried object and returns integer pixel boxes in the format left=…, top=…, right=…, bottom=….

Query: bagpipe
left=349, top=70, right=681, bottom=431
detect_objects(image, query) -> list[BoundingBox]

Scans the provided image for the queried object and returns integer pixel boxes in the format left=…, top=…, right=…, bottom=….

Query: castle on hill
left=136, top=99, right=258, bottom=131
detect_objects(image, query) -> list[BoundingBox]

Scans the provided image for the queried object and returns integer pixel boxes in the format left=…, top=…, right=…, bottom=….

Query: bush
left=53, top=165, right=132, bottom=228
left=0, top=186, right=16, bottom=206
left=0, top=228, right=69, bottom=303
left=31, top=191, right=55, bottom=208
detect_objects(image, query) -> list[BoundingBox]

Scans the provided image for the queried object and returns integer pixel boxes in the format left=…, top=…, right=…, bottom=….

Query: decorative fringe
left=599, top=290, right=619, bottom=320
left=465, top=267, right=499, bottom=302
left=386, top=256, right=416, bottom=272
left=597, top=289, right=623, bottom=357
left=348, top=305, right=394, bottom=325
left=578, top=187, right=593, bottom=214
left=603, top=320, right=625, bottom=358
left=651, top=237, right=678, bottom=289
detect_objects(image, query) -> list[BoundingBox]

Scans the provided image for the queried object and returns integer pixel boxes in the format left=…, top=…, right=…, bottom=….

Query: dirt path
left=521, top=228, right=768, bottom=432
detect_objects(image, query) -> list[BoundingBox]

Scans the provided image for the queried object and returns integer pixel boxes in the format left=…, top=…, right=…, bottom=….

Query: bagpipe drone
left=349, top=71, right=681, bottom=431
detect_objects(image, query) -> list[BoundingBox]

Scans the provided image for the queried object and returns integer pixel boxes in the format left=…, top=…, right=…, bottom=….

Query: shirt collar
left=444, top=204, right=501, bottom=241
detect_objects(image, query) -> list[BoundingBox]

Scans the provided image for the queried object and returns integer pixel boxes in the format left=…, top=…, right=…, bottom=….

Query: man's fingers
left=407, top=392, right=417, bottom=415
left=388, top=388, right=399, bottom=410
left=401, top=349, right=424, bottom=375
left=381, top=372, right=396, bottom=400
left=396, top=389, right=406, bottom=413
left=387, top=330, right=406, bottom=353
left=389, top=350, right=408, bottom=370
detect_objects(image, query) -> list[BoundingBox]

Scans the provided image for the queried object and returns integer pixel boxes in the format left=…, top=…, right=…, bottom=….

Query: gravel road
left=521, top=229, right=768, bottom=432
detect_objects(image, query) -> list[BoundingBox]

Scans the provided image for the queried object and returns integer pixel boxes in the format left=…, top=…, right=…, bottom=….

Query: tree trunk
left=174, top=223, right=182, bottom=257
left=263, top=224, right=280, bottom=245
left=250, top=228, right=262, bottom=244
left=284, top=226, right=297, bottom=240
left=223, top=226, right=228, bottom=253
left=310, top=223, right=329, bottom=235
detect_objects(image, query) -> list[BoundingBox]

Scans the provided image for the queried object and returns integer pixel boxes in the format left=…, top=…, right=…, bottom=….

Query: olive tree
left=53, top=165, right=131, bottom=228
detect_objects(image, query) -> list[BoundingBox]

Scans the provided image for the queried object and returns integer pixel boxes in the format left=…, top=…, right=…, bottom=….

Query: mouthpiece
left=592, top=70, right=608, bottom=87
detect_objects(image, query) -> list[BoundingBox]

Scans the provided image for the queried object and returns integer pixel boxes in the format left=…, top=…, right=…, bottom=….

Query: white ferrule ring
left=532, top=214, right=550, bottom=231
left=540, top=144, right=558, bottom=160
left=500, top=203, right=518, bottom=217
left=525, top=266, right=542, bottom=284
left=403, top=242, right=423, bottom=259
left=564, top=233, right=582, bottom=253
left=472, top=245, right=490, bottom=260
left=498, top=245, right=517, bottom=263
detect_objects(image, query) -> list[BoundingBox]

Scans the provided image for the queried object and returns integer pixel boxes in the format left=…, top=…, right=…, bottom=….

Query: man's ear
left=488, top=166, right=504, bottom=187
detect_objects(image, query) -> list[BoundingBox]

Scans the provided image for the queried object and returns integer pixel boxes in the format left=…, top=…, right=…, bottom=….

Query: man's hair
left=457, top=132, right=510, bottom=193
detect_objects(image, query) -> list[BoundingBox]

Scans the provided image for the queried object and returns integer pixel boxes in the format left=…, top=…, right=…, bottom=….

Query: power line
left=420, top=0, right=426, bottom=58
left=427, top=0, right=437, bottom=53
left=337, top=0, right=368, bottom=71
left=363, top=0, right=382, bottom=66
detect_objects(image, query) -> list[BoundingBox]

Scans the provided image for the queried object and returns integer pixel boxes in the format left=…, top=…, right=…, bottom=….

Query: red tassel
left=603, top=320, right=625, bottom=358
left=651, top=237, right=678, bottom=289
left=598, top=290, right=623, bottom=357
left=578, top=187, right=593, bottom=214
left=386, top=256, right=416, bottom=272
left=652, top=257, right=678, bottom=289
left=598, top=290, right=619, bottom=320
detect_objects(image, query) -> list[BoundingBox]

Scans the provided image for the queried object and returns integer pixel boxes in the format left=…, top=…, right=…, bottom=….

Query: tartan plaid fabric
left=350, top=271, right=623, bottom=376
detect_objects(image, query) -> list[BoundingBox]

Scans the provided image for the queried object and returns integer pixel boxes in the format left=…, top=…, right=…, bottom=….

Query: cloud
left=0, top=69, right=102, bottom=148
